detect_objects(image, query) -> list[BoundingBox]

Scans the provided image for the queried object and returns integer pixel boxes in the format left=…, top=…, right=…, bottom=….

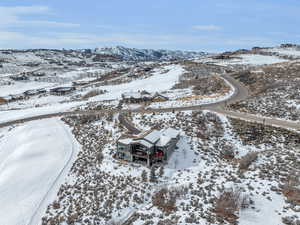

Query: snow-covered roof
left=118, top=138, right=133, bottom=145
left=118, top=128, right=180, bottom=148
left=143, top=129, right=161, bottom=144
left=157, top=128, right=180, bottom=147
left=118, top=137, right=154, bottom=148
left=122, top=91, right=152, bottom=99
left=161, top=128, right=180, bottom=139
left=156, top=135, right=172, bottom=147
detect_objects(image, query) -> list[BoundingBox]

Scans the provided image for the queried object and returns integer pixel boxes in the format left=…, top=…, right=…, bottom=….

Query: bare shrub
left=157, top=219, right=176, bottom=225
left=281, top=171, right=300, bottom=205
left=96, top=152, right=104, bottom=164
left=239, top=152, right=258, bottom=170
left=108, top=219, right=121, bottom=225
left=76, top=115, right=99, bottom=124
left=141, top=170, right=147, bottom=182
left=152, top=188, right=177, bottom=214
left=220, top=143, right=235, bottom=160
left=52, top=201, right=60, bottom=209
left=214, top=187, right=250, bottom=223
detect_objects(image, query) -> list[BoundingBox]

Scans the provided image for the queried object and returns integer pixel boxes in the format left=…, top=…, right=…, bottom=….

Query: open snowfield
left=148, top=93, right=230, bottom=109
left=238, top=180, right=294, bottom=225
left=89, top=64, right=185, bottom=101
left=0, top=118, right=80, bottom=225
left=266, top=47, right=300, bottom=58
left=0, top=81, right=55, bottom=96
left=0, top=101, right=83, bottom=124
left=197, top=54, right=288, bottom=66
left=217, top=54, right=288, bottom=66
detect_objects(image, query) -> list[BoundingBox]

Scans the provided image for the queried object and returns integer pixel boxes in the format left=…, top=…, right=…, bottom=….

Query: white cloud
left=18, top=20, right=80, bottom=28
left=0, top=5, right=78, bottom=29
left=192, top=25, right=221, bottom=31
left=0, top=5, right=50, bottom=15
left=0, top=30, right=278, bottom=51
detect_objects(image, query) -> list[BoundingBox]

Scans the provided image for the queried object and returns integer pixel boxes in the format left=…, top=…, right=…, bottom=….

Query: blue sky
left=0, top=0, right=299, bottom=51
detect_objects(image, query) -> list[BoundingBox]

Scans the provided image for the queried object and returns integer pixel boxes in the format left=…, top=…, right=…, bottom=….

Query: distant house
left=0, top=97, right=7, bottom=105
left=9, top=94, right=24, bottom=101
left=50, top=86, right=75, bottom=95
left=31, top=72, right=46, bottom=77
left=152, top=93, right=169, bottom=102
left=23, top=88, right=46, bottom=96
left=10, top=74, right=29, bottom=81
left=72, top=80, right=89, bottom=86
left=121, top=90, right=153, bottom=103
left=116, top=128, right=180, bottom=167
left=121, top=91, right=169, bottom=104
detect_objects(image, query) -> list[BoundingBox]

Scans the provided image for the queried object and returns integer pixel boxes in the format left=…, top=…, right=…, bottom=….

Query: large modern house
left=116, top=128, right=180, bottom=167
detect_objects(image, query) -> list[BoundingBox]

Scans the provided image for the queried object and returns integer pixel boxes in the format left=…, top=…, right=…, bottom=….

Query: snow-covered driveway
left=0, top=118, right=80, bottom=225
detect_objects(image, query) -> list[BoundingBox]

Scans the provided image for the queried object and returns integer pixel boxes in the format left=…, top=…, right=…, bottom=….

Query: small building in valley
left=116, top=128, right=180, bottom=167
left=50, top=86, right=75, bottom=95
left=121, top=91, right=169, bottom=104
left=23, top=88, right=46, bottom=96
left=121, top=90, right=153, bottom=103
left=10, top=74, right=29, bottom=81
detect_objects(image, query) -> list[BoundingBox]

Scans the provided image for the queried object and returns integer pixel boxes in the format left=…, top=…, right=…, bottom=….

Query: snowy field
left=0, top=101, right=82, bottom=124
left=148, top=75, right=235, bottom=109
left=0, top=118, right=79, bottom=225
left=266, top=47, right=300, bottom=58
left=89, top=64, right=185, bottom=101
left=0, top=81, right=55, bottom=96
left=197, top=54, right=288, bottom=66
left=216, top=54, right=288, bottom=66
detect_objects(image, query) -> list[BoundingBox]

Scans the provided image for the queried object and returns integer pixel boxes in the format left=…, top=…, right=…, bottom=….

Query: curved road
left=0, top=74, right=299, bottom=132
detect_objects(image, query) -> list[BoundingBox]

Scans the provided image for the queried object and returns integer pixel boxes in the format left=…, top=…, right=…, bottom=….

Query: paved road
left=0, top=73, right=299, bottom=132
left=213, top=109, right=300, bottom=131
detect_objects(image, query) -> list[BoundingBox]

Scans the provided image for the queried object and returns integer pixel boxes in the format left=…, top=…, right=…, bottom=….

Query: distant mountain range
left=94, top=46, right=208, bottom=61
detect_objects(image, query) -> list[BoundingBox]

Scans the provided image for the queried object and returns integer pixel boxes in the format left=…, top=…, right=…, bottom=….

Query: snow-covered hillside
left=217, top=54, right=288, bottom=66
left=0, top=118, right=80, bottom=225
left=95, top=46, right=208, bottom=61
left=89, top=64, right=185, bottom=101
left=199, top=54, right=288, bottom=66
left=266, top=46, right=300, bottom=58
